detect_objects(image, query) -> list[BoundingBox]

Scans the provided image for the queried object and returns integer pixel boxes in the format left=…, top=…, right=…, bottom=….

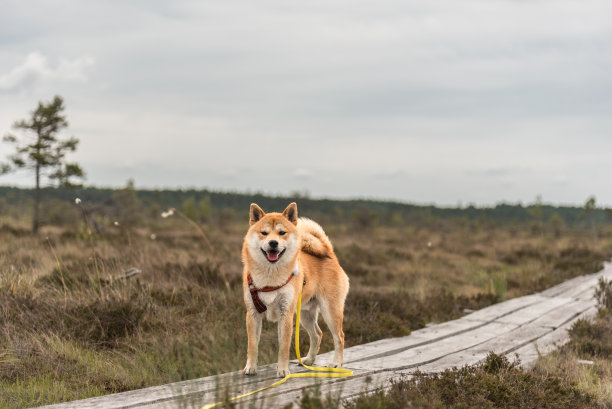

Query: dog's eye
left=261, top=231, right=268, bottom=236
left=279, top=231, right=286, bottom=236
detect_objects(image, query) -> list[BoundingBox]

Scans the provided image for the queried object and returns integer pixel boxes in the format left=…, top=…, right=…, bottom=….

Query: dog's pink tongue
left=267, top=251, right=279, bottom=261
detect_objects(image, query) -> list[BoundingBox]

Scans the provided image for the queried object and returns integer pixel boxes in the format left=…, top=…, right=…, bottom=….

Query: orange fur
left=242, top=203, right=349, bottom=377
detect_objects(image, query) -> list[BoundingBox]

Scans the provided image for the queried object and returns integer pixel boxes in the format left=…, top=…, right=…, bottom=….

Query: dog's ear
left=282, top=202, right=298, bottom=225
left=250, top=203, right=265, bottom=225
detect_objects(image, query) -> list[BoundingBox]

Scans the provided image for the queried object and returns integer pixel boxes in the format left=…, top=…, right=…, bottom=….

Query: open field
left=1, top=200, right=612, bottom=408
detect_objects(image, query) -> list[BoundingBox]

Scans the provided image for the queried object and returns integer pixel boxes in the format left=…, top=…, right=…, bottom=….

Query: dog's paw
left=328, top=361, right=342, bottom=368
left=243, top=365, right=257, bottom=375
left=302, top=356, right=315, bottom=366
left=277, top=367, right=291, bottom=378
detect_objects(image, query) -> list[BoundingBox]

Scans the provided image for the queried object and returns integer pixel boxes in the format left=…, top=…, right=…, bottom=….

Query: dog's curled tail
left=298, top=218, right=334, bottom=259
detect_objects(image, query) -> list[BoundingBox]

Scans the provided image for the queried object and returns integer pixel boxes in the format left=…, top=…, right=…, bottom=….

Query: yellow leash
left=201, top=286, right=353, bottom=409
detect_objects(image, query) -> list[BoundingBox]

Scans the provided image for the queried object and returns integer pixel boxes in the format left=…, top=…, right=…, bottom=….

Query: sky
left=1, top=0, right=611, bottom=206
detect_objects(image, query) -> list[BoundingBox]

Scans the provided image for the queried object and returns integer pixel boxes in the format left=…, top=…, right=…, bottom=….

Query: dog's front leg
left=244, top=311, right=262, bottom=375
left=276, top=308, right=295, bottom=377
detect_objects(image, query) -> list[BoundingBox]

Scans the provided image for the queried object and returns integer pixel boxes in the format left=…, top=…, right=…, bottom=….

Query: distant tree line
left=0, top=185, right=610, bottom=230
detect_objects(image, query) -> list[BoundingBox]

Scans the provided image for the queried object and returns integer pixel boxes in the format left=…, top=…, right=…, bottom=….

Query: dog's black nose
left=269, top=240, right=278, bottom=248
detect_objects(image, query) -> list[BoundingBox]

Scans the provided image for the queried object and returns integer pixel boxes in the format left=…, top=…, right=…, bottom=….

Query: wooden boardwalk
left=37, top=262, right=612, bottom=409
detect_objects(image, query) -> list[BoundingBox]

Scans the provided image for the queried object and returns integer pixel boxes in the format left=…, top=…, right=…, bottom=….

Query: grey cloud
left=0, top=0, right=611, bottom=205
left=0, top=51, right=93, bottom=92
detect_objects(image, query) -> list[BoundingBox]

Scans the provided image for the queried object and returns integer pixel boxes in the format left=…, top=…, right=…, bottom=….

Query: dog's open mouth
left=261, top=248, right=286, bottom=263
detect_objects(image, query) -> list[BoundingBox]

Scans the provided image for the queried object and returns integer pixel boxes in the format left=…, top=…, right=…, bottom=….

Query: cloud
left=0, top=1, right=611, bottom=205
left=293, top=168, right=313, bottom=179
left=0, top=51, right=94, bottom=92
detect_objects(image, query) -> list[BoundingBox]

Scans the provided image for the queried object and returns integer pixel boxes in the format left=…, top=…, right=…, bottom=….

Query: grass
left=1, top=213, right=612, bottom=408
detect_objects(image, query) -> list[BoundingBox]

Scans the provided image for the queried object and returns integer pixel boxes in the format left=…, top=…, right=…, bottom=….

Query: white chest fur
left=247, top=263, right=299, bottom=322
left=259, top=285, right=295, bottom=322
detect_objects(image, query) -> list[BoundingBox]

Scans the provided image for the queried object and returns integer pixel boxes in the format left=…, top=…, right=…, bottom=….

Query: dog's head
left=245, top=202, right=299, bottom=266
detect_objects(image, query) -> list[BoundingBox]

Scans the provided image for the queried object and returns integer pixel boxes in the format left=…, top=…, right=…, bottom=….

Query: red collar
left=247, top=265, right=301, bottom=313
left=247, top=271, right=295, bottom=294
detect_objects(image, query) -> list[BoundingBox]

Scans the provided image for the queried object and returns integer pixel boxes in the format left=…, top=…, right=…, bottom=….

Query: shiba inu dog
left=242, top=202, right=349, bottom=377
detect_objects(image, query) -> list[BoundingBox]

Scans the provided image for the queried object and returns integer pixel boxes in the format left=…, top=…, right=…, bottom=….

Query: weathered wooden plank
left=314, top=300, right=531, bottom=367
left=509, top=306, right=599, bottom=368
left=413, top=324, right=550, bottom=373
left=206, top=371, right=393, bottom=409
left=401, top=301, right=599, bottom=375
left=349, top=322, right=517, bottom=371
left=528, top=299, right=594, bottom=329
left=542, top=263, right=612, bottom=299
left=120, top=368, right=381, bottom=409
left=572, top=268, right=612, bottom=300
left=245, top=372, right=402, bottom=409
left=539, top=274, right=594, bottom=297
left=338, top=316, right=488, bottom=365
left=495, top=297, right=571, bottom=325
left=561, top=278, right=603, bottom=300
left=462, top=294, right=544, bottom=322
left=36, top=365, right=285, bottom=409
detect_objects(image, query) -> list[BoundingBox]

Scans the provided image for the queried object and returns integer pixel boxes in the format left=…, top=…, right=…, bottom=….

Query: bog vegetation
left=1, top=186, right=612, bottom=408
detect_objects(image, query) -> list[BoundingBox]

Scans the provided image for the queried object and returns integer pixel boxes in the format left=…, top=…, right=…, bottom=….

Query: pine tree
left=1, top=95, right=84, bottom=232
